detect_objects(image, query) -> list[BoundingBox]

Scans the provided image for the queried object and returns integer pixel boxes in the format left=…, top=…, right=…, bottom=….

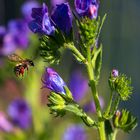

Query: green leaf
left=91, top=45, right=102, bottom=83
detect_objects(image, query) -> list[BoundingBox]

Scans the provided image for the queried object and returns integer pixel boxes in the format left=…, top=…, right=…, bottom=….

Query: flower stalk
left=86, top=61, right=106, bottom=140
left=28, top=1, right=137, bottom=140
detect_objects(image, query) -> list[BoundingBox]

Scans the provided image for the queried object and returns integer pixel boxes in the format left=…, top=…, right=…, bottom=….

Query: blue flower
left=29, top=3, right=55, bottom=35
left=51, top=3, right=72, bottom=35
left=7, top=99, right=32, bottom=129
left=21, top=0, right=40, bottom=22
left=62, top=124, right=87, bottom=140
left=75, top=0, right=99, bottom=19
left=69, top=70, right=88, bottom=102
left=8, top=19, right=29, bottom=49
left=0, top=26, right=16, bottom=56
left=42, top=67, right=66, bottom=94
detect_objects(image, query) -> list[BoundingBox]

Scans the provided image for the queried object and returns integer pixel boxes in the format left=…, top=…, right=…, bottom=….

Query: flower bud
left=113, top=109, right=137, bottom=133
left=42, top=67, right=66, bottom=94
left=112, top=69, right=119, bottom=77
left=109, top=70, right=133, bottom=100
left=51, top=3, right=72, bottom=35
left=75, top=0, right=99, bottom=19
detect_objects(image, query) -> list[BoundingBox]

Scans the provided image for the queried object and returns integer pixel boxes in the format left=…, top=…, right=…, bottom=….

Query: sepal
left=77, top=17, right=100, bottom=48
left=48, top=91, right=96, bottom=127
left=109, top=72, right=133, bottom=100
left=113, top=109, right=137, bottom=133
left=40, top=35, right=61, bottom=64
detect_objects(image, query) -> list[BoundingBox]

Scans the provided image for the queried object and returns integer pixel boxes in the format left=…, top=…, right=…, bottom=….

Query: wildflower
left=75, top=0, right=99, bottom=19
left=0, top=112, right=13, bottom=132
left=42, top=67, right=66, bottom=94
left=29, top=3, right=55, bottom=35
left=8, top=19, right=29, bottom=49
left=0, top=26, right=16, bottom=56
left=51, top=3, right=72, bottom=35
left=69, top=70, right=88, bottom=102
left=21, top=0, right=40, bottom=22
left=7, top=99, right=32, bottom=129
left=62, top=124, right=87, bottom=140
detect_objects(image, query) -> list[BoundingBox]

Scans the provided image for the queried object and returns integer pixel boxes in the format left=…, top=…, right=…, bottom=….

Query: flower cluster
left=28, top=0, right=137, bottom=139
left=0, top=0, right=40, bottom=57
left=29, top=2, right=72, bottom=36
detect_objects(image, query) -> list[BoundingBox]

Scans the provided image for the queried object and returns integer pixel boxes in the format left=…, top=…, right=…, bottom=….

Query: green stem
left=86, top=62, right=106, bottom=140
left=112, top=129, right=118, bottom=140
left=85, top=44, right=106, bottom=140
left=104, top=91, right=113, bottom=118
left=111, top=96, right=120, bottom=116
left=64, top=43, right=87, bottom=64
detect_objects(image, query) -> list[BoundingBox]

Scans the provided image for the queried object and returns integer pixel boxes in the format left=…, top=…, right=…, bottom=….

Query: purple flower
left=42, top=67, right=66, bottom=94
left=0, top=26, right=16, bottom=56
left=75, top=0, right=99, bottom=19
left=1, top=33, right=17, bottom=55
left=83, top=96, right=104, bottom=113
left=51, top=0, right=66, bottom=7
left=8, top=19, right=29, bottom=49
left=62, top=124, right=87, bottom=140
left=112, top=69, right=119, bottom=77
left=7, top=99, right=32, bottom=129
left=69, top=70, right=88, bottom=102
left=21, top=0, right=40, bottom=22
left=0, top=112, right=13, bottom=132
left=51, top=3, right=72, bottom=35
left=29, top=3, right=55, bottom=35
left=0, top=26, right=6, bottom=53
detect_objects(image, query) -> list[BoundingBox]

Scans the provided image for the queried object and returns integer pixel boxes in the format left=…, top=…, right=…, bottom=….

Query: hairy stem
left=112, top=129, right=118, bottom=140
left=86, top=61, right=106, bottom=140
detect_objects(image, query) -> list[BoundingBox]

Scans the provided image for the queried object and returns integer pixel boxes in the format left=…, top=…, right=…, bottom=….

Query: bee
left=8, top=54, right=34, bottom=77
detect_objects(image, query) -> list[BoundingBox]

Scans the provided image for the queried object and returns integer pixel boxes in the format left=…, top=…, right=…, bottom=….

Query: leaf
left=91, top=45, right=102, bottom=83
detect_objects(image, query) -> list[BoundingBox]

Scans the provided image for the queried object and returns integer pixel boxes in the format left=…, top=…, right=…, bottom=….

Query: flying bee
left=8, top=54, right=34, bottom=77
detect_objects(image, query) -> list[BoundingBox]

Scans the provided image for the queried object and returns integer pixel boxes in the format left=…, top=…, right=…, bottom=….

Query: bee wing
left=8, top=54, right=23, bottom=62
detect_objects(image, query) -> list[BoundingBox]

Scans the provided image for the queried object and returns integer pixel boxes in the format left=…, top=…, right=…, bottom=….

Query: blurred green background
left=0, top=0, right=139, bottom=140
